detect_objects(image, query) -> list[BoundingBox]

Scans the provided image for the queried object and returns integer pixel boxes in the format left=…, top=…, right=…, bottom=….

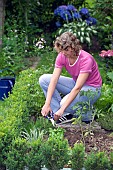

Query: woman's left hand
left=54, top=109, right=64, bottom=121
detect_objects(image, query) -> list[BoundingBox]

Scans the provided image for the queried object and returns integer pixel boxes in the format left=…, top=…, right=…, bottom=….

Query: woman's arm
left=54, top=72, right=89, bottom=119
left=41, top=67, right=62, bottom=116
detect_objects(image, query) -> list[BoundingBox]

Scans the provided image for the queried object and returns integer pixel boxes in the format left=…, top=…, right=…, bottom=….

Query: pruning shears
left=45, top=111, right=56, bottom=127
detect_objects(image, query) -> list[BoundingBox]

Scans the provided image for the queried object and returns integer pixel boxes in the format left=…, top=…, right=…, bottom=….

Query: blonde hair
left=54, top=32, right=82, bottom=56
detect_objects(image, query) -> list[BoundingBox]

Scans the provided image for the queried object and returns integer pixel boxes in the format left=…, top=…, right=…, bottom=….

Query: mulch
left=57, top=121, right=113, bottom=155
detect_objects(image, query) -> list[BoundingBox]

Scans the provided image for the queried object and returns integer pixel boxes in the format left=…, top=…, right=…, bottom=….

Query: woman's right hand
left=41, top=103, right=52, bottom=117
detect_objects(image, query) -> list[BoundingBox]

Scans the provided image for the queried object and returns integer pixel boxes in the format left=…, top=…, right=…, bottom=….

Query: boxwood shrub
left=0, top=68, right=45, bottom=168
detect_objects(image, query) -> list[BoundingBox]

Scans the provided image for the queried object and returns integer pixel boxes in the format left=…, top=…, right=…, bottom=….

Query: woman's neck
left=69, top=56, right=78, bottom=65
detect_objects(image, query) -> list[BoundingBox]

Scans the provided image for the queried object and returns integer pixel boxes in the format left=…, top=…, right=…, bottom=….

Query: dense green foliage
left=96, top=73, right=113, bottom=130
left=71, top=142, right=85, bottom=170
left=84, top=151, right=111, bottom=170
left=94, top=0, right=113, bottom=50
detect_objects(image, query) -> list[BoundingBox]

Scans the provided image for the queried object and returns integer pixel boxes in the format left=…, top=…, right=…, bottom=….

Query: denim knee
left=39, top=74, right=47, bottom=87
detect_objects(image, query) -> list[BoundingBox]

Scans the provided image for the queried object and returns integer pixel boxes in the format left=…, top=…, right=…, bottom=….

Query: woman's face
left=61, top=47, right=75, bottom=58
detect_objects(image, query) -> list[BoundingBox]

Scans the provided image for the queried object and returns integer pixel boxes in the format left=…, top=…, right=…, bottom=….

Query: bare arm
left=41, top=67, right=62, bottom=116
left=54, top=72, right=89, bottom=119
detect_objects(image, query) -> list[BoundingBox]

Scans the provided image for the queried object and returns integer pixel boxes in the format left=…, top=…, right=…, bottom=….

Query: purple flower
left=67, top=5, right=77, bottom=12
left=86, top=17, right=97, bottom=26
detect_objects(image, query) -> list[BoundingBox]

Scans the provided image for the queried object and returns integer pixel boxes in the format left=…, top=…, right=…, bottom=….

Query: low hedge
left=0, top=68, right=45, bottom=168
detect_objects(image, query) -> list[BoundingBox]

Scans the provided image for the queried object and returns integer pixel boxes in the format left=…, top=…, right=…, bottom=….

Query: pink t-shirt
left=55, top=50, right=102, bottom=87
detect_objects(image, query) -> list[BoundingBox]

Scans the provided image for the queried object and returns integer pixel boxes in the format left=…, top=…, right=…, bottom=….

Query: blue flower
left=55, top=21, right=62, bottom=27
left=73, top=12, right=81, bottom=20
left=79, top=8, right=89, bottom=15
left=79, top=8, right=90, bottom=19
left=60, top=10, right=72, bottom=21
left=54, top=5, right=67, bottom=16
left=54, top=5, right=72, bottom=21
left=67, top=5, right=77, bottom=12
left=86, top=17, right=97, bottom=26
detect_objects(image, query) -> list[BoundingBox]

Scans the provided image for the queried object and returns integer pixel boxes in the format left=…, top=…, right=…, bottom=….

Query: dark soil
left=58, top=121, right=113, bottom=155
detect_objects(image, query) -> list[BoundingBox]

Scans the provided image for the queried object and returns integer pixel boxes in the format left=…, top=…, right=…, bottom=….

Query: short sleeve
left=55, top=53, right=65, bottom=69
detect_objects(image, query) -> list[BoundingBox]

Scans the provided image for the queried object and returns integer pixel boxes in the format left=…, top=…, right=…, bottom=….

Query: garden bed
left=58, top=121, right=113, bottom=155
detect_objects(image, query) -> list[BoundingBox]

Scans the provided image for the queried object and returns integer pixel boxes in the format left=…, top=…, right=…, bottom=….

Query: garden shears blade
left=45, top=111, right=56, bottom=127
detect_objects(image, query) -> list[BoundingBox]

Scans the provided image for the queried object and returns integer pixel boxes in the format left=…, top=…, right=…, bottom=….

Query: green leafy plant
left=5, top=137, right=28, bottom=170
left=0, top=68, right=45, bottom=168
left=96, top=74, right=113, bottom=130
left=21, top=127, right=44, bottom=142
left=94, top=0, right=113, bottom=49
left=72, top=90, right=99, bottom=143
left=26, top=138, right=44, bottom=170
left=109, top=152, right=113, bottom=170
left=41, top=128, right=70, bottom=170
left=84, top=151, right=111, bottom=170
left=58, top=20, right=97, bottom=46
left=71, top=142, right=85, bottom=170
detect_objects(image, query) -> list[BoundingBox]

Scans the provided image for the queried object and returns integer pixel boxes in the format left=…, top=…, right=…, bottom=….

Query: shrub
left=109, top=152, right=113, bottom=170
left=0, top=68, right=45, bottom=168
left=95, top=73, right=113, bottom=130
left=71, top=142, right=85, bottom=170
left=5, top=137, right=28, bottom=170
left=24, top=128, right=45, bottom=170
left=41, top=128, right=70, bottom=170
left=26, top=139, right=44, bottom=170
left=84, top=151, right=111, bottom=170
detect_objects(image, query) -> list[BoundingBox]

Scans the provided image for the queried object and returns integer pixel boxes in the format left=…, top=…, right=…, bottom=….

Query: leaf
left=86, top=37, right=91, bottom=44
left=81, top=31, right=84, bottom=36
left=81, top=27, right=85, bottom=31
left=84, top=131, right=90, bottom=137
left=92, top=30, right=97, bottom=34
left=111, top=104, right=113, bottom=112
left=80, top=36, right=84, bottom=43
left=78, top=32, right=81, bottom=36
left=107, top=71, right=113, bottom=82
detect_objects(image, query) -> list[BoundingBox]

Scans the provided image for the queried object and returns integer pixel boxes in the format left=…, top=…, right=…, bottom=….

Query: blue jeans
left=39, top=74, right=101, bottom=121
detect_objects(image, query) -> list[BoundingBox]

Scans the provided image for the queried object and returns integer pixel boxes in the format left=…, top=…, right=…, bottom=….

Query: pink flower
left=99, top=50, right=113, bottom=58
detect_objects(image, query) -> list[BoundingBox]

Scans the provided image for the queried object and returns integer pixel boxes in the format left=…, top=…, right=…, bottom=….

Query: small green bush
left=26, top=140, right=44, bottom=170
left=25, top=130, right=45, bottom=170
left=71, top=142, right=85, bottom=170
left=5, top=137, right=28, bottom=170
left=84, top=151, right=111, bottom=170
left=41, top=128, right=70, bottom=170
